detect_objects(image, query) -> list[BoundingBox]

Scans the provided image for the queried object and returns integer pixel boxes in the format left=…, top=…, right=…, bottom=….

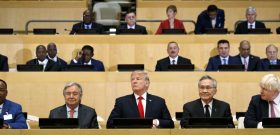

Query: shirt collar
left=201, top=99, right=213, bottom=109
left=84, top=23, right=92, bottom=27
left=84, top=60, right=92, bottom=65
left=248, top=22, right=256, bottom=27
left=134, top=92, right=147, bottom=101
left=66, top=105, right=79, bottom=112
left=48, top=55, right=57, bottom=62
left=127, top=24, right=136, bottom=29
left=169, top=56, right=179, bottom=62
left=38, top=58, right=48, bottom=65
left=220, top=56, right=229, bottom=60
left=273, top=92, right=280, bottom=105
left=0, top=103, right=3, bottom=109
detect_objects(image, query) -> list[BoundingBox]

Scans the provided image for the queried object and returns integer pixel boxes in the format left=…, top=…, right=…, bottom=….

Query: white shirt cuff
left=257, top=122, right=263, bottom=129
left=72, top=59, right=78, bottom=63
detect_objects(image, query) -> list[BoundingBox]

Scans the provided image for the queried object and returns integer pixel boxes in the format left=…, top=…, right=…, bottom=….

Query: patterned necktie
left=69, top=109, right=75, bottom=118
left=244, top=58, right=248, bottom=71
left=138, top=96, right=144, bottom=118
left=205, top=105, right=210, bottom=118
left=270, top=101, right=276, bottom=118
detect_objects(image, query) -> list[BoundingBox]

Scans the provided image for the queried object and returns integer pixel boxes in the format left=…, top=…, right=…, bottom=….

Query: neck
left=67, top=104, right=78, bottom=110
left=202, top=99, right=212, bottom=105
left=134, top=91, right=146, bottom=97
left=271, top=92, right=280, bottom=101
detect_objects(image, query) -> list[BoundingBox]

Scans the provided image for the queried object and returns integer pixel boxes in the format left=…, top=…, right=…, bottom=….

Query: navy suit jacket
left=277, top=27, right=280, bottom=34
left=116, top=24, right=147, bottom=34
left=233, top=54, right=262, bottom=71
left=70, top=58, right=105, bottom=71
left=235, top=21, right=266, bottom=34
left=205, top=55, right=237, bottom=71
left=195, top=9, right=225, bottom=34
left=0, top=54, right=9, bottom=71
left=70, top=22, right=104, bottom=34
left=0, top=99, right=27, bottom=129
left=180, top=98, right=234, bottom=128
left=47, top=56, right=68, bottom=71
left=155, top=56, right=192, bottom=71
left=244, top=95, right=269, bottom=128
left=26, top=58, right=62, bottom=71
left=260, top=58, right=280, bottom=71
left=49, top=104, right=99, bottom=128
left=106, top=93, right=174, bottom=128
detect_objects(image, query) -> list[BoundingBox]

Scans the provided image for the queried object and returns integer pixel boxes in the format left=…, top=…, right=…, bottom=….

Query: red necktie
left=70, top=109, right=75, bottom=118
left=138, top=96, right=144, bottom=118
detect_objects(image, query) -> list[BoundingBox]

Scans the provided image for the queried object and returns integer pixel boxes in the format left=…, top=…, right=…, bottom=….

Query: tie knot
left=205, top=104, right=209, bottom=108
left=138, top=96, right=143, bottom=100
left=269, top=101, right=275, bottom=105
left=172, top=60, right=176, bottom=64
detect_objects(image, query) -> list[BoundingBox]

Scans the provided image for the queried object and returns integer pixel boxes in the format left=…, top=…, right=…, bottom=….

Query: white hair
left=246, top=6, right=256, bottom=14
left=260, top=74, right=280, bottom=92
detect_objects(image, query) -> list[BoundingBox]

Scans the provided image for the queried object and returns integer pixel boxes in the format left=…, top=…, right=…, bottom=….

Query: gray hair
left=131, top=70, right=150, bottom=82
left=266, top=44, right=278, bottom=53
left=246, top=6, right=256, bottom=14
left=260, top=74, right=280, bottom=92
left=63, top=82, right=83, bottom=96
left=198, top=75, right=217, bottom=88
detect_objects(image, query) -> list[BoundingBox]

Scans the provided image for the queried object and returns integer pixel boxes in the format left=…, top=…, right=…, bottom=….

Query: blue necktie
left=222, top=58, right=227, bottom=65
left=270, top=61, right=277, bottom=65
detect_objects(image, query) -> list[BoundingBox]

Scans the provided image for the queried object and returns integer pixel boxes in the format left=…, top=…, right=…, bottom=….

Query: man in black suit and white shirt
left=0, top=54, right=8, bottom=71
left=47, top=43, right=68, bottom=71
left=107, top=70, right=174, bottom=128
left=116, top=12, right=147, bottom=34
left=180, top=75, right=234, bottom=128
left=49, top=82, right=99, bottom=128
left=155, top=41, right=192, bottom=71
left=235, top=7, right=266, bottom=34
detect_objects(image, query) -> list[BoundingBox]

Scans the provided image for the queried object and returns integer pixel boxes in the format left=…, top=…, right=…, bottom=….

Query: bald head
left=239, top=40, right=251, bottom=58
left=47, top=42, right=57, bottom=58
left=36, top=45, right=47, bottom=61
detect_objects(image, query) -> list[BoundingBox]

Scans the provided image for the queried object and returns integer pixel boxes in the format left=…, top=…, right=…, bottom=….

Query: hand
left=75, top=51, right=83, bottom=61
left=152, top=119, right=159, bottom=128
left=2, top=124, right=9, bottom=129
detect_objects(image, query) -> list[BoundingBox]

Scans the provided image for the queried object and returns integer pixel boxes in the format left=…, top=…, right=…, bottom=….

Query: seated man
left=195, top=5, right=225, bottom=34
left=47, top=43, right=68, bottom=71
left=180, top=75, right=234, bottom=128
left=277, top=13, right=280, bottom=34
left=116, top=12, right=147, bottom=34
left=49, top=82, right=99, bottom=128
left=233, top=40, right=262, bottom=71
left=106, top=70, right=174, bottom=128
left=0, top=54, right=8, bottom=71
left=26, top=45, right=61, bottom=71
left=206, top=39, right=237, bottom=71
left=70, top=45, right=105, bottom=71
left=0, top=79, right=27, bottom=129
left=235, top=7, right=266, bottom=34
left=261, top=44, right=280, bottom=71
left=244, top=74, right=280, bottom=128
left=70, top=9, right=104, bottom=34
left=155, top=41, right=192, bottom=71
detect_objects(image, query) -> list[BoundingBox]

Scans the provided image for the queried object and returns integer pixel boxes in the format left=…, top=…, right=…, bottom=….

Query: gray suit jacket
left=49, top=104, right=99, bottom=129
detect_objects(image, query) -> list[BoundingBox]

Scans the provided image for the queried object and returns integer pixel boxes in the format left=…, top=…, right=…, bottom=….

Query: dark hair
left=217, top=39, right=230, bottom=48
left=126, top=11, right=136, bottom=16
left=0, top=79, right=7, bottom=89
left=207, top=5, right=218, bottom=12
left=82, top=45, right=94, bottom=54
left=166, top=5, right=177, bottom=13
left=36, top=45, right=46, bottom=52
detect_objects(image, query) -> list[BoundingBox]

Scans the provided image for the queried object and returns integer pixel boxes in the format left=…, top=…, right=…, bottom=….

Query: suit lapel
left=1, top=100, right=9, bottom=117
left=177, top=56, right=183, bottom=64
left=130, top=94, right=140, bottom=117
left=261, top=100, right=269, bottom=118
left=78, top=104, right=85, bottom=126
left=211, top=99, right=218, bottom=117
left=196, top=99, right=205, bottom=117
left=145, top=94, right=152, bottom=118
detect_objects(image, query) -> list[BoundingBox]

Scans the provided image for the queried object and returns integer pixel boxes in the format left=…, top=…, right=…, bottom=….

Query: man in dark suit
left=235, top=7, right=266, bottom=34
left=244, top=74, right=280, bottom=128
left=180, top=75, right=234, bottom=128
left=70, top=45, right=105, bottom=71
left=155, top=41, right=192, bottom=71
left=277, top=27, right=280, bottom=34
left=70, top=9, right=104, bottom=34
left=116, top=12, right=147, bottom=34
left=261, top=44, right=280, bottom=71
left=233, top=40, right=262, bottom=71
left=107, top=71, right=174, bottom=128
left=206, top=39, right=237, bottom=71
left=0, top=79, right=27, bottom=129
left=195, top=5, right=225, bottom=34
left=0, top=54, right=8, bottom=71
left=47, top=43, right=68, bottom=71
left=49, top=82, right=99, bottom=128
left=26, top=45, right=61, bottom=71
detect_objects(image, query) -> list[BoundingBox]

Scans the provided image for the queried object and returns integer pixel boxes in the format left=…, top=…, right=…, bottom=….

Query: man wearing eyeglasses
left=180, top=75, right=234, bottom=128
left=261, top=44, right=280, bottom=71
left=116, top=12, right=147, bottom=34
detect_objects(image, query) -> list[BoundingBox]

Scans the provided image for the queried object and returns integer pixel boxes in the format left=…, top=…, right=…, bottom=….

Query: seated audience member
left=26, top=45, right=61, bottom=71
left=261, top=44, right=280, bottom=71
left=235, top=7, right=266, bottom=34
left=0, top=54, right=8, bottom=72
left=156, top=5, right=186, bottom=34
left=47, top=43, right=68, bottom=71
left=244, top=74, right=280, bottom=128
left=70, top=9, right=104, bottom=34
left=70, top=45, right=105, bottom=71
left=49, top=82, right=99, bottom=128
left=195, top=5, right=225, bottom=34
left=155, top=41, right=192, bottom=71
left=180, top=75, right=234, bottom=128
left=233, top=40, right=262, bottom=71
left=107, top=71, right=174, bottom=128
left=206, top=39, right=237, bottom=71
left=116, top=12, right=147, bottom=34
left=0, top=79, right=27, bottom=129
left=277, top=13, right=280, bottom=34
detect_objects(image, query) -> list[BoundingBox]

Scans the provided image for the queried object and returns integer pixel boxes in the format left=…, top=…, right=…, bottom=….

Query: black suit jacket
left=106, top=93, right=174, bottom=128
left=276, top=27, right=280, bottom=34
left=155, top=56, right=192, bottom=71
left=49, top=104, right=99, bottom=129
left=26, top=58, right=62, bottom=71
left=235, top=21, right=266, bottom=34
left=244, top=95, right=268, bottom=128
left=0, top=54, right=9, bottom=71
left=180, top=98, right=234, bottom=128
left=260, top=58, right=280, bottom=71
left=116, top=24, right=147, bottom=34
left=205, top=55, right=238, bottom=71
left=70, top=22, right=104, bottom=34
left=47, top=56, right=68, bottom=71
left=233, top=54, right=262, bottom=71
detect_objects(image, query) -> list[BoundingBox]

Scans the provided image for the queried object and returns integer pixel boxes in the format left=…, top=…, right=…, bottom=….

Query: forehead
left=267, top=46, right=277, bottom=51
left=84, top=11, right=92, bottom=15
left=0, top=81, right=6, bottom=89
left=131, top=72, right=145, bottom=78
left=168, top=43, right=178, bottom=48
left=37, top=46, right=46, bottom=51
left=65, top=85, right=79, bottom=92
left=126, top=13, right=135, bottom=17
left=218, top=43, right=229, bottom=48
left=240, top=43, right=250, bottom=49
left=48, top=45, right=57, bottom=50
left=199, top=79, right=213, bottom=86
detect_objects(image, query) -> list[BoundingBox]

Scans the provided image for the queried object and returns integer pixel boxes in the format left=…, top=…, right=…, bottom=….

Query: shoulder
left=26, top=59, right=36, bottom=64
left=115, top=94, right=133, bottom=103
left=178, top=56, right=190, bottom=61
left=73, top=22, right=82, bottom=27
left=148, top=93, right=165, bottom=102
left=4, top=99, right=22, bottom=108
left=209, top=55, right=219, bottom=61
left=217, top=9, right=225, bottom=14
left=0, top=54, right=7, bottom=60
left=250, top=55, right=260, bottom=60
left=80, top=104, right=96, bottom=112
left=261, top=58, right=269, bottom=62
left=213, top=98, right=230, bottom=107
left=93, top=22, right=104, bottom=27
left=92, top=59, right=104, bottom=64
left=157, top=57, right=169, bottom=63
left=136, top=24, right=146, bottom=29
left=183, top=99, right=200, bottom=108
left=50, top=105, right=65, bottom=112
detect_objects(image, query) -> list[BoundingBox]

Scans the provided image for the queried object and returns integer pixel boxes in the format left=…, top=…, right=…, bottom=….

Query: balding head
left=47, top=42, right=57, bottom=58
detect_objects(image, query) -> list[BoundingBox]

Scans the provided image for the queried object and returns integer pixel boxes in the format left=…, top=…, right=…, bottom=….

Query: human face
left=239, top=42, right=251, bottom=58
left=167, top=42, right=179, bottom=58
left=131, top=72, right=149, bottom=95
left=260, top=85, right=279, bottom=101
left=36, top=46, right=47, bottom=61
left=218, top=43, right=230, bottom=58
left=166, top=9, right=176, bottom=20
left=47, top=44, right=57, bottom=58
left=266, top=46, right=278, bottom=61
left=82, top=49, right=93, bottom=63
left=125, top=13, right=136, bottom=26
left=64, top=85, right=82, bottom=108
left=208, top=11, right=217, bottom=20
left=246, top=13, right=256, bottom=24
left=0, top=81, right=7, bottom=105
left=199, top=79, right=216, bottom=103
left=83, top=11, right=93, bottom=24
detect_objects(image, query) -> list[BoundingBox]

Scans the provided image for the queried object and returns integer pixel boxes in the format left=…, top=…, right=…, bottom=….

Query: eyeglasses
left=64, top=92, right=80, bottom=97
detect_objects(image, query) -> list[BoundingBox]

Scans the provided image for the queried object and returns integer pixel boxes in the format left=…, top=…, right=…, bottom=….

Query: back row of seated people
left=70, top=5, right=280, bottom=35
left=1, top=72, right=279, bottom=129
left=0, top=40, right=279, bottom=72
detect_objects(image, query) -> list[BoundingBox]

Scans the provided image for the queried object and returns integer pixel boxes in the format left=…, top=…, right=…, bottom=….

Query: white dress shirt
left=48, top=55, right=57, bottom=62
left=72, top=59, right=92, bottom=65
left=201, top=100, right=213, bottom=117
left=38, top=59, right=48, bottom=70
left=0, top=103, right=3, bottom=114
left=169, top=56, right=179, bottom=65
left=248, top=22, right=256, bottom=29
left=220, top=56, right=229, bottom=65
left=211, top=19, right=216, bottom=28
left=84, top=23, right=92, bottom=29
left=269, top=93, right=280, bottom=118
left=134, top=92, right=147, bottom=117
left=66, top=105, right=79, bottom=118
left=127, top=24, right=136, bottom=29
